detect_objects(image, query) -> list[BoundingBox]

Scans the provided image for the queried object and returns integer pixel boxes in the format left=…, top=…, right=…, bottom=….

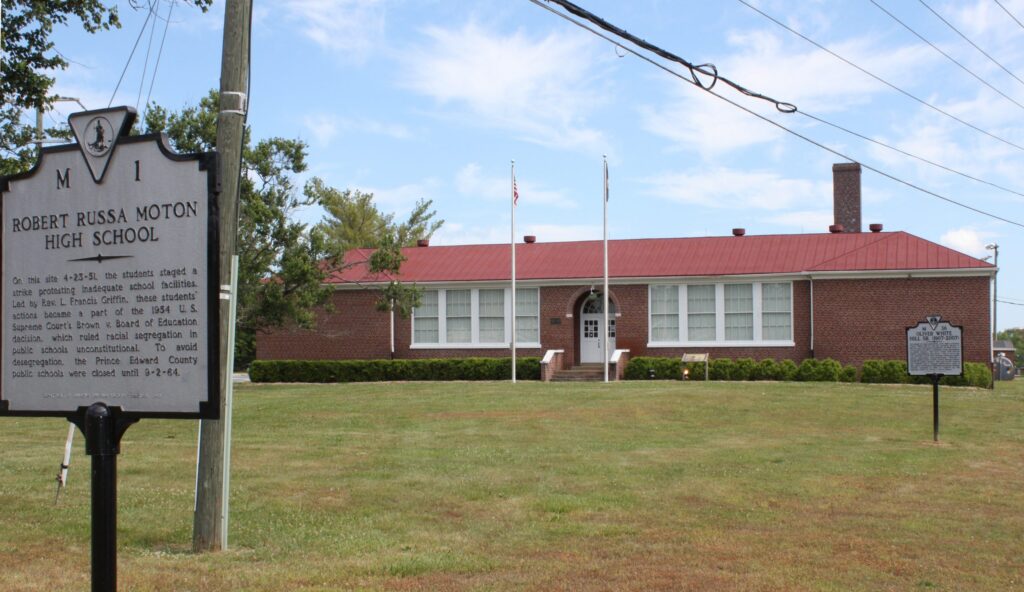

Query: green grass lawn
left=2, top=380, right=1022, bottom=591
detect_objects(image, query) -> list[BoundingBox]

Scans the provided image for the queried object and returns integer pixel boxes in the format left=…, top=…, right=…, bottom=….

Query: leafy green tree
left=144, top=90, right=331, bottom=367
left=1, top=0, right=211, bottom=175
left=996, top=328, right=1024, bottom=366
left=308, top=179, right=443, bottom=316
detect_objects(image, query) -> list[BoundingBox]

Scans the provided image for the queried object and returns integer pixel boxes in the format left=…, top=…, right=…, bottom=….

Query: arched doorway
left=579, top=295, right=616, bottom=363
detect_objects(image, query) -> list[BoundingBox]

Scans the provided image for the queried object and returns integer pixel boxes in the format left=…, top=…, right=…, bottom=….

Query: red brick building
left=256, top=164, right=993, bottom=371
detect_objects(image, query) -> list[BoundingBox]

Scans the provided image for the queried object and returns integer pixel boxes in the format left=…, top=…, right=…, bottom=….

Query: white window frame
left=411, top=286, right=542, bottom=349
left=648, top=281, right=794, bottom=347
left=515, top=287, right=541, bottom=345
left=761, top=282, right=793, bottom=341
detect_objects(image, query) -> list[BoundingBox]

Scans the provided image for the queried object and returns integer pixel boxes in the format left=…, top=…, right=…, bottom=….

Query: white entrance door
left=580, top=297, right=616, bottom=363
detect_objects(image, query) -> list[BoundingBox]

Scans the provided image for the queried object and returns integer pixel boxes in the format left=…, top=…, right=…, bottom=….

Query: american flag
left=513, top=177, right=519, bottom=206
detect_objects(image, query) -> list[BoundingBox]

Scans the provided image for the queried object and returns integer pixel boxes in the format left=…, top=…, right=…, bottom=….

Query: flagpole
left=511, top=160, right=517, bottom=384
left=603, top=155, right=609, bottom=383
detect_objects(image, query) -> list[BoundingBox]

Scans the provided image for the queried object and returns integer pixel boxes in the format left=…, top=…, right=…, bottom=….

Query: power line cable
left=528, top=0, right=1024, bottom=229
left=919, top=0, right=1024, bottom=88
left=108, top=3, right=158, bottom=107
left=871, top=0, right=1024, bottom=113
left=540, top=0, right=796, bottom=112
left=993, top=0, right=1024, bottom=32
left=736, top=0, right=1024, bottom=153
left=136, top=0, right=161, bottom=111
left=143, top=0, right=176, bottom=122
left=998, top=299, right=1024, bottom=307
left=798, top=110, right=1024, bottom=200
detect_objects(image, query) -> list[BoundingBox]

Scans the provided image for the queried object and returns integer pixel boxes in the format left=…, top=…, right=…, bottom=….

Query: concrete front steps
left=549, top=363, right=607, bottom=382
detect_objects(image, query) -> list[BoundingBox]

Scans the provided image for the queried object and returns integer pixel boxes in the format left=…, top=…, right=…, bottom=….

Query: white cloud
left=640, top=28, right=935, bottom=156
left=281, top=0, right=386, bottom=60
left=455, top=163, right=506, bottom=201
left=302, top=113, right=410, bottom=146
left=303, top=114, right=340, bottom=146
left=939, top=227, right=995, bottom=257
left=400, top=21, right=610, bottom=153
left=640, top=168, right=830, bottom=211
left=639, top=89, right=785, bottom=155
left=456, top=163, right=576, bottom=208
left=364, top=179, right=440, bottom=214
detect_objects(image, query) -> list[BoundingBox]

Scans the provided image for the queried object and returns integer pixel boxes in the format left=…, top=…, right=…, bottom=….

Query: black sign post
left=907, top=315, right=963, bottom=443
left=68, top=404, right=138, bottom=591
left=0, top=107, right=220, bottom=591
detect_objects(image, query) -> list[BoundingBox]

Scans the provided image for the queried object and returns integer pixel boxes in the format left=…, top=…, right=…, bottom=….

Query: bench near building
left=256, top=164, right=994, bottom=375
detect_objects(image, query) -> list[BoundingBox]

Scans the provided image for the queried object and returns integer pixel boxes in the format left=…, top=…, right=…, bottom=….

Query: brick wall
left=255, top=277, right=989, bottom=368
left=812, top=276, right=990, bottom=365
left=833, top=162, right=862, bottom=233
left=255, top=289, right=392, bottom=360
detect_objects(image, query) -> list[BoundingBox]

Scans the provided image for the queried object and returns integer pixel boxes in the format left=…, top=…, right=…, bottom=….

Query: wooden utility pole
left=193, top=0, right=251, bottom=552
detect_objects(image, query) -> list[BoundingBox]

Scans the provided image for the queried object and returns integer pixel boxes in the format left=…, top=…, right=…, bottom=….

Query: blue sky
left=44, top=0, right=1024, bottom=330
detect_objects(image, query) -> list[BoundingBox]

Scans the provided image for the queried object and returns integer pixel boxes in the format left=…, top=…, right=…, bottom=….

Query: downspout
left=390, top=300, right=395, bottom=360
left=809, top=277, right=815, bottom=358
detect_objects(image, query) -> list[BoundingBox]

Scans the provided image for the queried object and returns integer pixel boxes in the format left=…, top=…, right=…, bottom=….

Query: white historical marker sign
left=0, top=107, right=220, bottom=418
left=906, top=315, right=963, bottom=377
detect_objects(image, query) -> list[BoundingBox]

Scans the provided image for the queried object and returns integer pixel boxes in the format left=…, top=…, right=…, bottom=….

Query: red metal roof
left=325, top=231, right=992, bottom=285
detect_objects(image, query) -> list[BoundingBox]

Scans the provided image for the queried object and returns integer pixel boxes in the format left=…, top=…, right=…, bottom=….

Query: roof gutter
left=326, top=266, right=994, bottom=289
left=802, top=267, right=993, bottom=280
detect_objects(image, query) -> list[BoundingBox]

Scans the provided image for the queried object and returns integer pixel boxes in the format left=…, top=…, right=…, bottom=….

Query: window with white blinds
left=515, top=288, right=540, bottom=343
left=446, top=289, right=472, bottom=343
left=411, top=287, right=541, bottom=347
left=650, top=285, right=679, bottom=342
left=478, top=289, right=505, bottom=343
left=649, top=282, right=794, bottom=345
left=413, top=290, right=439, bottom=344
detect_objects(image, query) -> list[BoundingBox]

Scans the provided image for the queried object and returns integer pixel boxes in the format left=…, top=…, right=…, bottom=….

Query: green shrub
left=778, top=359, right=798, bottom=381
left=859, top=360, right=990, bottom=388
left=861, top=360, right=907, bottom=384
left=750, top=358, right=782, bottom=381
left=961, top=362, right=992, bottom=388
left=248, top=357, right=541, bottom=383
left=624, top=357, right=681, bottom=380
left=795, top=358, right=818, bottom=381
left=732, top=358, right=756, bottom=381
left=816, top=358, right=842, bottom=382
left=793, top=358, right=842, bottom=382
left=708, top=358, right=735, bottom=381
left=683, top=360, right=707, bottom=380
left=839, top=365, right=858, bottom=383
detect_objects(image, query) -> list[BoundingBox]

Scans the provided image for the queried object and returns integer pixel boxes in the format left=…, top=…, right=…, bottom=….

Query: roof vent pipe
left=869, top=223, right=883, bottom=233
left=524, top=235, right=536, bottom=243
left=732, top=228, right=745, bottom=237
left=416, top=239, right=429, bottom=247
left=829, top=224, right=844, bottom=234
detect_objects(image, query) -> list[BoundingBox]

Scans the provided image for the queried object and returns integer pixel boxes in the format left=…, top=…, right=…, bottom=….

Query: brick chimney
left=832, top=162, right=861, bottom=233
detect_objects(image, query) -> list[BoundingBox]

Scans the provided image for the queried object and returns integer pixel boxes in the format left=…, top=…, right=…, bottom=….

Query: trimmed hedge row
left=626, top=357, right=855, bottom=382
left=625, top=356, right=990, bottom=387
left=249, top=357, right=541, bottom=383
left=861, top=359, right=991, bottom=388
